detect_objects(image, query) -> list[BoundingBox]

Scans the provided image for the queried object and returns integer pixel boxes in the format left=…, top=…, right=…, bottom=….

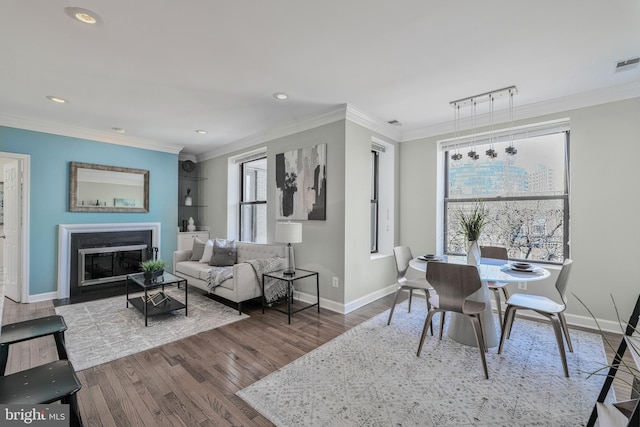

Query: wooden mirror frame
left=69, top=162, right=149, bottom=213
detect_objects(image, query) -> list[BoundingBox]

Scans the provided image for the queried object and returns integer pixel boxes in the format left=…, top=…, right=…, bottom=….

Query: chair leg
left=424, top=289, right=433, bottom=336
left=469, top=315, right=489, bottom=379
left=439, top=312, right=446, bottom=340
left=417, top=310, right=437, bottom=357
left=0, top=344, right=8, bottom=376
left=408, top=289, right=413, bottom=313
left=387, top=287, right=403, bottom=325
left=558, top=312, right=573, bottom=353
left=498, top=305, right=516, bottom=354
left=492, top=289, right=503, bottom=333
left=54, top=331, right=68, bottom=360
left=550, top=315, right=570, bottom=377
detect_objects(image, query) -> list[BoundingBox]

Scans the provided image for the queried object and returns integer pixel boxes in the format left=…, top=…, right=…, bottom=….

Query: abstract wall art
left=275, top=144, right=326, bottom=220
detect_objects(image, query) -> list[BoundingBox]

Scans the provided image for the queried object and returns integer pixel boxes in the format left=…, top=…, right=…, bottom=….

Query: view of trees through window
left=445, top=132, right=569, bottom=263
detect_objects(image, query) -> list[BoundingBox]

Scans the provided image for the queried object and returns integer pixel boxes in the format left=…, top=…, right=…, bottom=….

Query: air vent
left=615, top=57, right=640, bottom=72
left=387, top=119, right=402, bottom=126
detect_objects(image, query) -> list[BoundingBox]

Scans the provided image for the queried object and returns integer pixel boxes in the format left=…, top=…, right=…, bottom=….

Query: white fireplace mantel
left=57, top=222, right=161, bottom=299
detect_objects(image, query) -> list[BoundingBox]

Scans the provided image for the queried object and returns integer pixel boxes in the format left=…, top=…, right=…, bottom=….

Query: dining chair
left=480, top=246, right=510, bottom=333
left=498, top=259, right=574, bottom=377
left=417, top=262, right=489, bottom=379
left=387, top=246, right=434, bottom=329
left=0, top=314, right=83, bottom=426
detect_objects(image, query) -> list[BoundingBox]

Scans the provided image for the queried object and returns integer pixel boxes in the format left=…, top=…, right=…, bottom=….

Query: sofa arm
left=233, top=262, right=262, bottom=301
left=173, top=250, right=192, bottom=271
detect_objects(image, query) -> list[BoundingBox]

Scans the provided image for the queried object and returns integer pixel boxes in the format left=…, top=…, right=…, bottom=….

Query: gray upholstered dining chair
left=417, top=262, right=489, bottom=379
left=480, top=246, right=510, bottom=333
left=498, top=259, right=573, bottom=377
left=387, top=246, right=434, bottom=328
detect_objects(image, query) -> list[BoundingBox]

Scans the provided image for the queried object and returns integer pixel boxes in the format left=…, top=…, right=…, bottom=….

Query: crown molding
left=197, top=104, right=349, bottom=162
left=197, top=103, right=401, bottom=162
left=401, top=81, right=640, bottom=142
left=0, top=114, right=183, bottom=154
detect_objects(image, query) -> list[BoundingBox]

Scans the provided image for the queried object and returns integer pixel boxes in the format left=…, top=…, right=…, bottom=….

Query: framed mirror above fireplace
left=69, top=162, right=149, bottom=212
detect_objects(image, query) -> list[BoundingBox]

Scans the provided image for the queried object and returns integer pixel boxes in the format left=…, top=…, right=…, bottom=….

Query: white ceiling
left=1, top=1, right=639, bottom=159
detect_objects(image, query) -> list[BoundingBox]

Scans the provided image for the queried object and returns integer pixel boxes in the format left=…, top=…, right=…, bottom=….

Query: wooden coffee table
left=126, top=272, right=188, bottom=326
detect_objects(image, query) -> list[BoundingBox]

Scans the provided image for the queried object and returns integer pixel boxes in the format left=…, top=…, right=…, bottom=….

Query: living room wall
left=199, top=119, right=399, bottom=311
left=398, top=97, right=640, bottom=328
left=0, top=126, right=178, bottom=298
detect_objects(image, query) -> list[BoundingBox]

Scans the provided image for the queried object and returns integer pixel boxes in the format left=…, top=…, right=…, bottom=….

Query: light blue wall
left=0, top=126, right=178, bottom=296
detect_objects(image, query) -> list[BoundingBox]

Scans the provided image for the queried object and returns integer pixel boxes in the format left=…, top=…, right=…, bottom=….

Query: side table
left=262, top=268, right=319, bottom=324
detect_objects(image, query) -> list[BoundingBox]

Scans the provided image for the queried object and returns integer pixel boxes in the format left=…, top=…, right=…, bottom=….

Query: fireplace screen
left=79, top=244, right=148, bottom=287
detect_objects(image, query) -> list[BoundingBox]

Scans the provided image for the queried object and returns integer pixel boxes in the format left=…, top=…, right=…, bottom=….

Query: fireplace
left=58, top=223, right=161, bottom=300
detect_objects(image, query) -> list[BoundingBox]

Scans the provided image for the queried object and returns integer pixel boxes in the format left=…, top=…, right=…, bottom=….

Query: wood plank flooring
left=1, top=293, right=631, bottom=426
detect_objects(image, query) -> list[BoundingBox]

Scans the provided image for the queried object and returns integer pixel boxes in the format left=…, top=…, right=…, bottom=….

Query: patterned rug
left=238, top=300, right=610, bottom=426
left=55, top=287, right=248, bottom=371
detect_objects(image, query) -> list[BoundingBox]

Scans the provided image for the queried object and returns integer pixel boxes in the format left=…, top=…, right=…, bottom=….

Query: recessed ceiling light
left=112, top=127, right=126, bottom=134
left=195, top=129, right=207, bottom=134
left=64, top=7, right=102, bottom=25
left=46, top=96, right=68, bottom=104
left=273, top=92, right=289, bottom=100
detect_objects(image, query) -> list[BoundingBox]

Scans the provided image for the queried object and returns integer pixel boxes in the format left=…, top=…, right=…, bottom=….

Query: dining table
left=409, top=255, right=551, bottom=348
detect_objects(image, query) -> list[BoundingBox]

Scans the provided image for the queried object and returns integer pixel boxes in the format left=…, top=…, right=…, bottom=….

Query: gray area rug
left=55, top=287, right=248, bottom=371
left=238, top=300, right=610, bottom=426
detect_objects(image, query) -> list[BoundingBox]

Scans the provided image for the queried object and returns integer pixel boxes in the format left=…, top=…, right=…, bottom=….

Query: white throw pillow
left=199, top=239, right=214, bottom=263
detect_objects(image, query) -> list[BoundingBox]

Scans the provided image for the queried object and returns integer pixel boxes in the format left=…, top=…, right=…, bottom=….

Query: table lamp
left=275, top=221, right=302, bottom=275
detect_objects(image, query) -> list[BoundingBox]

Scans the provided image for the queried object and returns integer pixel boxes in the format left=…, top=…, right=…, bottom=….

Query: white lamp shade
left=275, top=222, right=302, bottom=244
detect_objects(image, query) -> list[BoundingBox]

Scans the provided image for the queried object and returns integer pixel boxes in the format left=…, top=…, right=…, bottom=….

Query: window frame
left=239, top=156, right=267, bottom=243
left=442, top=130, right=570, bottom=265
left=371, top=149, right=380, bottom=254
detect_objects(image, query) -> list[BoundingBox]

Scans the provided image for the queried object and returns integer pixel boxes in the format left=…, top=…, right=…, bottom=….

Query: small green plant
left=456, top=203, right=488, bottom=242
left=140, top=259, right=166, bottom=273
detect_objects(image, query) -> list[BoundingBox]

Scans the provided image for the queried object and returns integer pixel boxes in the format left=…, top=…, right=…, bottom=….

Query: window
left=239, top=157, right=267, bottom=243
left=371, top=150, right=379, bottom=253
left=444, top=129, right=570, bottom=263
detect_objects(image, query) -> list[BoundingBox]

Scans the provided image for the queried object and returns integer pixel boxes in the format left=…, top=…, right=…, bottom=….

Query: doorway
left=0, top=153, right=30, bottom=303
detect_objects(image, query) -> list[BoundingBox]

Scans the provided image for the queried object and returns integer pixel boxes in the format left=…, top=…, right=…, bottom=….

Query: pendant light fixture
left=467, top=100, right=479, bottom=160
left=485, top=94, right=498, bottom=159
left=450, top=104, right=463, bottom=161
left=505, top=88, right=518, bottom=155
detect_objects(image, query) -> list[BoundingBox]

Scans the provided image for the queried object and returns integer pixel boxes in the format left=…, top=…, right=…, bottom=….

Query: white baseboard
left=294, top=284, right=398, bottom=315
left=28, top=291, right=58, bottom=303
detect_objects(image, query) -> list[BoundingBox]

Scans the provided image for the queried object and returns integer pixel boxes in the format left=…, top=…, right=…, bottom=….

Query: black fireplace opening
left=58, top=230, right=154, bottom=305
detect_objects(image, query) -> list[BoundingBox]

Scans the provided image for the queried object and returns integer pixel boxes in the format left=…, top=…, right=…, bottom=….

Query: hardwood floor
left=1, top=293, right=631, bottom=426
left=2, top=293, right=397, bottom=426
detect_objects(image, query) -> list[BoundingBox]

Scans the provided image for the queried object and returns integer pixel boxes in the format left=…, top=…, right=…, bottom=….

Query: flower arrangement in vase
left=456, top=203, right=488, bottom=266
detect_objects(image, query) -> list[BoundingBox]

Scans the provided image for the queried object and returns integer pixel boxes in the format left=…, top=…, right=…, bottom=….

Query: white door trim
left=0, top=152, right=30, bottom=303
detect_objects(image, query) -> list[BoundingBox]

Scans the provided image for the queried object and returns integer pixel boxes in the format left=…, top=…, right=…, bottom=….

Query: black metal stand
left=587, top=293, right=640, bottom=426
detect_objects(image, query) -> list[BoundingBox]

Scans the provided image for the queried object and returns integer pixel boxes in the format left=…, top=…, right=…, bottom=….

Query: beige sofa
left=173, top=241, right=286, bottom=314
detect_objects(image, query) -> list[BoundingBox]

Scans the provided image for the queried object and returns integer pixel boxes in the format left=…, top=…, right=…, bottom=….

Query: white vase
left=187, top=217, right=196, bottom=232
left=184, top=188, right=193, bottom=206
left=467, top=240, right=481, bottom=267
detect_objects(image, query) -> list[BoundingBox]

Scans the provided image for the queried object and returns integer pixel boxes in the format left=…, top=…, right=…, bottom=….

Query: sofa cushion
left=199, top=239, right=214, bottom=263
left=175, top=260, right=211, bottom=281
left=190, top=237, right=206, bottom=261
left=210, top=239, right=237, bottom=266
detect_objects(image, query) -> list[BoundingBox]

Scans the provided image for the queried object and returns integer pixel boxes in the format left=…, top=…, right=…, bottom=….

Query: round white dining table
left=409, top=256, right=551, bottom=348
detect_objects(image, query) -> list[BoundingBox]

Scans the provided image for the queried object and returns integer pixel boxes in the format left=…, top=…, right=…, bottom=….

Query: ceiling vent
left=387, top=119, right=402, bottom=126
left=615, top=57, right=640, bottom=72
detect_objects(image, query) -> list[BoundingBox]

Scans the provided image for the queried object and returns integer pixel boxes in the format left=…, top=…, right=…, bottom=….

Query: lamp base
left=282, top=269, right=296, bottom=276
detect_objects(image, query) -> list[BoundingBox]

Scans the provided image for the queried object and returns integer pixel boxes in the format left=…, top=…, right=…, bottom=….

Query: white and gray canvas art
left=275, top=143, right=326, bottom=220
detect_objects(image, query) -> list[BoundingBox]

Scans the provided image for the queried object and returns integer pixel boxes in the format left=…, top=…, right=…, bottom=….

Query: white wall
left=399, top=97, right=640, bottom=328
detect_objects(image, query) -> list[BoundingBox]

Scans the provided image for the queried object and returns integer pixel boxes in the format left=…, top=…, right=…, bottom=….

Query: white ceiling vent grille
left=615, top=57, right=640, bottom=72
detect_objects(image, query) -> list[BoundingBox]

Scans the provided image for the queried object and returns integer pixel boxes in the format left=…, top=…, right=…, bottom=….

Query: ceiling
left=1, top=1, right=639, bottom=159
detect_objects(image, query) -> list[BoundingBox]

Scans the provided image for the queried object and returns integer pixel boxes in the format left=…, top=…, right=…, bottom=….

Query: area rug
left=55, top=287, right=248, bottom=371
left=238, top=301, right=610, bottom=426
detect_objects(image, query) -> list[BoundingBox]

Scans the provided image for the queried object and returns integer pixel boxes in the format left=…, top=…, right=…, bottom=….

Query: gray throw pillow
left=209, top=239, right=237, bottom=266
left=190, top=237, right=206, bottom=261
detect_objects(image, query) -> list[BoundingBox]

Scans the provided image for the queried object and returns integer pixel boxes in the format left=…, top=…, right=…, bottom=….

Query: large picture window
left=239, top=157, right=267, bottom=243
left=444, top=130, right=570, bottom=263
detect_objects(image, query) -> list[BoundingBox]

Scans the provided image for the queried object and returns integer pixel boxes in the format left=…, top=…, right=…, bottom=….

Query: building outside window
left=239, top=157, right=267, bottom=243
left=444, top=129, right=569, bottom=263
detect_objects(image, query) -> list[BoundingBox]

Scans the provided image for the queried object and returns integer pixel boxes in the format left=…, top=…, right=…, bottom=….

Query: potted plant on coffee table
left=140, top=259, right=166, bottom=281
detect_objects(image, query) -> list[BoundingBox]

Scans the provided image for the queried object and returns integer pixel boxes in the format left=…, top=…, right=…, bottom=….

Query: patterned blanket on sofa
left=246, top=257, right=289, bottom=303
left=206, top=266, right=233, bottom=291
